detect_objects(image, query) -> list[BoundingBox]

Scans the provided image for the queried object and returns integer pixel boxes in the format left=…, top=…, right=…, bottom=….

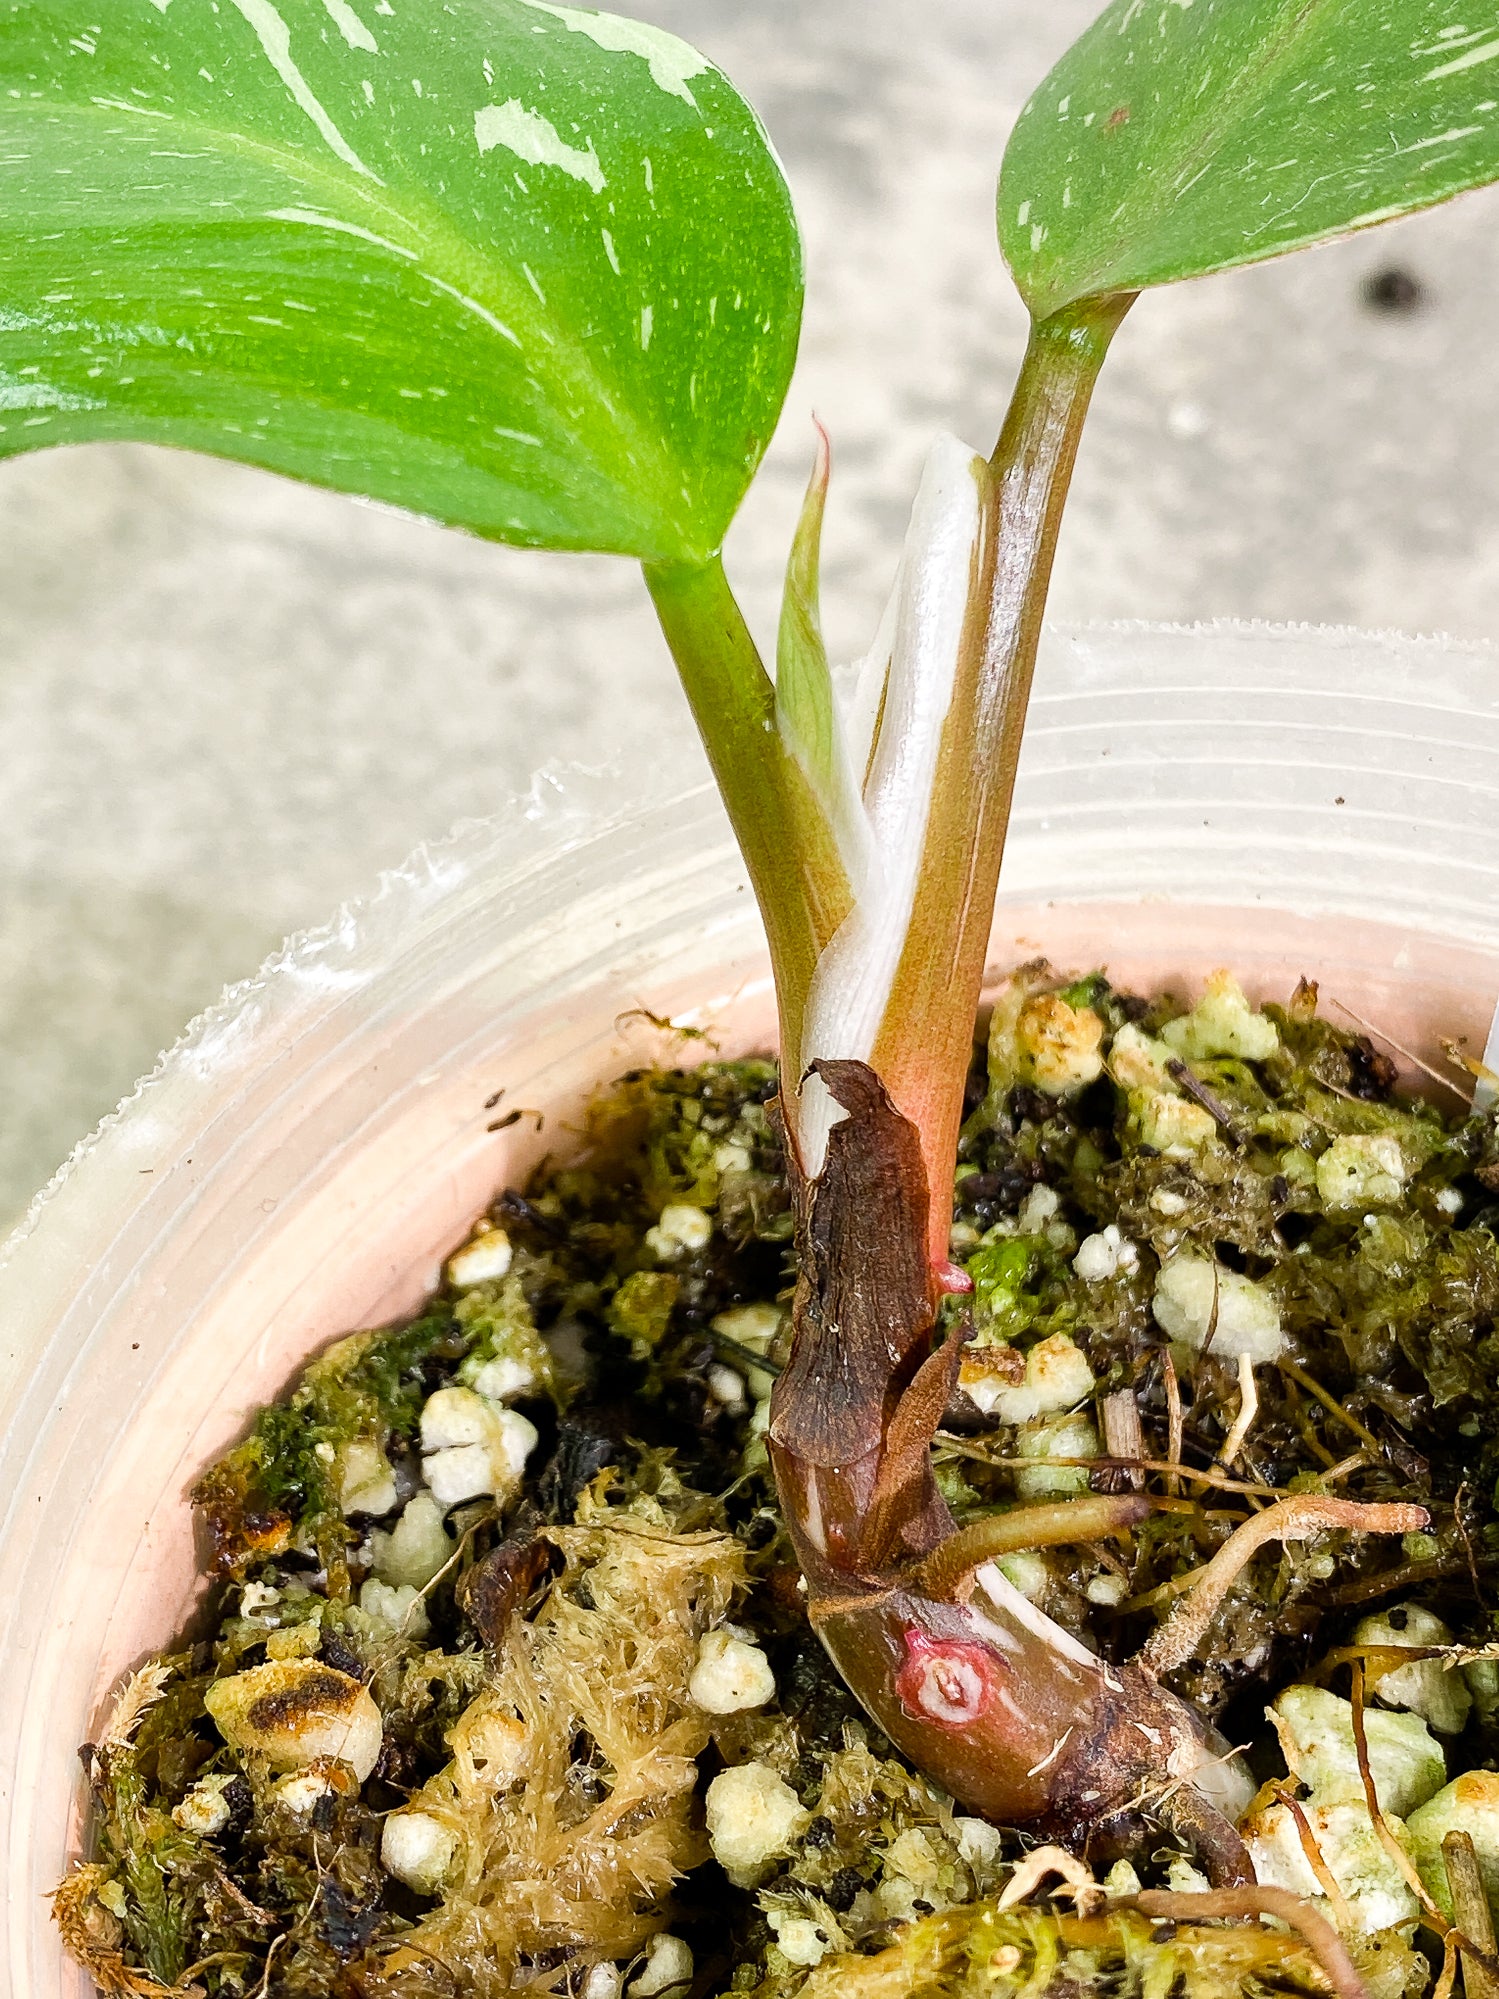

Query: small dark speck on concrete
left=1363, top=267, right=1425, bottom=315
left=1335, top=795, right=1345, bottom=805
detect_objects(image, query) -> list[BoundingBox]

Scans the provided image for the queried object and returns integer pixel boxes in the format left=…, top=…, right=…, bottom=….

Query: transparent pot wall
left=3, top=621, right=1499, bottom=1995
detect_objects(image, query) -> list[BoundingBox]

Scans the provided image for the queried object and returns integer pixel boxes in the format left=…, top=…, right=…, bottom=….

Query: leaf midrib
left=0, top=91, right=695, bottom=551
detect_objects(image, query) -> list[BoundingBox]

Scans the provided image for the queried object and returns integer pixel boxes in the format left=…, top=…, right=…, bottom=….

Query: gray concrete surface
left=4, top=0, right=1499, bottom=1223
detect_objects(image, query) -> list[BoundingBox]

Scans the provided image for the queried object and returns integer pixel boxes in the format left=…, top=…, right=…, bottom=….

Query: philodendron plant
left=8, top=0, right=1499, bottom=1928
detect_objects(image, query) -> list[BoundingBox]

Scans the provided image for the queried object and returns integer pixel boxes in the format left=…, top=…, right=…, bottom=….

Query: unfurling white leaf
left=794, top=434, right=989, bottom=1177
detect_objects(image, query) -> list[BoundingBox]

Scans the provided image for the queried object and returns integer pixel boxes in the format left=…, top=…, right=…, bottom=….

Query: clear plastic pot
left=4, top=619, right=1499, bottom=1995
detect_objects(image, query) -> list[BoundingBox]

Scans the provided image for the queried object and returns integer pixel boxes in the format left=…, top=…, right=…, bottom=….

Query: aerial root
left=1217, top=1352, right=1257, bottom=1469
left=912, top=1493, right=1151, bottom=1602
left=1138, top=1495, right=1427, bottom=1679
left=1121, top=1889, right=1368, bottom=1999
left=1153, top=1784, right=1254, bottom=1888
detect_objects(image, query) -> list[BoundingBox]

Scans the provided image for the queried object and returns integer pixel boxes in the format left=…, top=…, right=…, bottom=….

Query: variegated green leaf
left=0, top=0, right=803, bottom=560
left=1002, top=1, right=1499, bottom=319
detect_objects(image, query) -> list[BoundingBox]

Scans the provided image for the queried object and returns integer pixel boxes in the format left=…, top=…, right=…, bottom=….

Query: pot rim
left=6, top=613, right=1499, bottom=1276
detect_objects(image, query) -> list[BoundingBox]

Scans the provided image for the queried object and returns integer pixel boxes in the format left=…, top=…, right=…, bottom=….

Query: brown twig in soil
left=1319, top=1553, right=1495, bottom=1609
left=1139, top=1497, right=1427, bottom=1678
left=1455, top=1481, right=1488, bottom=1612
left=1436, top=1936, right=1463, bottom=1999
left=1122, top=1890, right=1367, bottom=1999
left=209, top=1865, right=278, bottom=1930
left=1313, top=1641, right=1458, bottom=1696
left=1199, top=1260, right=1223, bottom=1360
left=1348, top=1691, right=1499, bottom=1999
left=1445, top=1831, right=1499, bottom=1999
left=1121, top=1561, right=1209, bottom=1616
left=934, top=1434, right=1283, bottom=1499
left=1278, top=1358, right=1385, bottom=1457
left=1350, top=1663, right=1451, bottom=1932
left=1165, top=1058, right=1247, bottom=1145
left=1283, top=1372, right=1343, bottom=1472
left=1312, top=1074, right=1383, bottom=1107
left=1443, top=1037, right=1499, bottom=1094
left=1274, top=1785, right=1356, bottom=1937
left=709, top=1331, right=784, bottom=1377
left=251, top=1934, right=288, bottom=1999
left=1322, top=1451, right=1370, bottom=1485
left=1100, top=1388, right=1146, bottom=1491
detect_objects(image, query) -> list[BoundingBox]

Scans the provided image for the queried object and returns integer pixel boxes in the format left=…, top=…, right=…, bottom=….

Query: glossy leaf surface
left=0, top=1, right=802, bottom=560
left=1001, top=0, right=1499, bottom=319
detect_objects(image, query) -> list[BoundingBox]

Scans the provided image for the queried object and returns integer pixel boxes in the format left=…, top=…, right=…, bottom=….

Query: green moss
left=193, top=1307, right=469, bottom=1591
left=609, top=1268, right=681, bottom=1356
left=738, top=1896, right=1369, bottom=1999
left=453, top=1274, right=557, bottom=1398
left=63, top=1013, right=1499, bottom=1999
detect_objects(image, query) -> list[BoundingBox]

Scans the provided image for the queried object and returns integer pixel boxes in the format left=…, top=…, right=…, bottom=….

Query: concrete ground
left=3, top=0, right=1499, bottom=1223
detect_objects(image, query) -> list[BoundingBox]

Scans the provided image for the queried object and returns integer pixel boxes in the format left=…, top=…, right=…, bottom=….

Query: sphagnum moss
left=55, top=971, right=1499, bottom=1999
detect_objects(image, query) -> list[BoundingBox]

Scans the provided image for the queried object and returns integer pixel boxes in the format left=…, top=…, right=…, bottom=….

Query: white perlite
left=372, top=1492, right=454, bottom=1588
left=966, top=1332, right=1094, bottom=1423
left=770, top=1913, right=832, bottom=1967
left=704, top=1763, right=810, bottom=1887
left=689, top=1629, right=776, bottom=1713
left=338, top=1437, right=397, bottom=1518
left=1317, top=1133, right=1408, bottom=1210
left=1269, top=1684, right=1444, bottom=1818
left=446, top=1225, right=513, bottom=1288
left=359, top=1578, right=429, bottom=1639
left=954, top=1815, right=1004, bottom=1872
left=172, top=1774, right=237, bottom=1837
left=706, top=1363, right=747, bottom=1411
left=1159, top=970, right=1279, bottom=1062
left=469, top=1352, right=536, bottom=1402
left=1407, top=1772, right=1499, bottom=1919
left=644, top=1203, right=713, bottom=1259
left=1152, top=1252, right=1285, bottom=1362
left=382, top=1810, right=458, bottom=1895
left=628, top=1934, right=694, bottom=1996
left=273, top=1771, right=337, bottom=1817
left=1013, top=1409, right=1098, bottom=1499
left=1073, top=1225, right=1138, bottom=1283
left=1013, top=992, right=1105, bottom=1095
left=1243, top=1795, right=1418, bottom=1932
left=205, top=1659, right=383, bottom=1783
left=1354, top=1604, right=1470, bottom=1735
left=420, top=1386, right=539, bottom=1506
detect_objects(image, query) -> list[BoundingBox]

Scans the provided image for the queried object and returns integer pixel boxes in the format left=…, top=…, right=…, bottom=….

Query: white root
left=997, top=1844, right=1104, bottom=1917
left=1218, top=1353, right=1258, bottom=1470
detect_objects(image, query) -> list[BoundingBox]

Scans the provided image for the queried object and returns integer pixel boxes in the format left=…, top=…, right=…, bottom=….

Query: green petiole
left=643, top=553, right=851, bottom=1070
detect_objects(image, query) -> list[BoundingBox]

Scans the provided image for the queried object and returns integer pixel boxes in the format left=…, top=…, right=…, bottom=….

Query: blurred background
left=3, top=0, right=1499, bottom=1225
